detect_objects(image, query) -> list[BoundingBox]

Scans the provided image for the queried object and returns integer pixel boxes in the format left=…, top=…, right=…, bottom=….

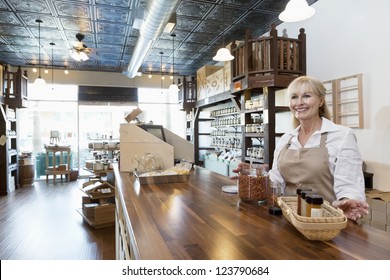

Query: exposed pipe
left=123, top=0, right=180, bottom=78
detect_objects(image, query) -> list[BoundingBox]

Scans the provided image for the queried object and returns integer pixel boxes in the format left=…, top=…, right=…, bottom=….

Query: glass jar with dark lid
left=300, top=190, right=316, bottom=217
left=296, top=188, right=312, bottom=216
left=305, top=194, right=324, bottom=217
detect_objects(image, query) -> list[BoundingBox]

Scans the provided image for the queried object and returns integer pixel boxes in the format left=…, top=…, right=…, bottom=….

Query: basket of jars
left=238, top=164, right=268, bottom=203
left=278, top=196, right=347, bottom=241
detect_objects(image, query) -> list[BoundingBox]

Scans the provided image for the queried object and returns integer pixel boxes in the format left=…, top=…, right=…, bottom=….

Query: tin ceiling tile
left=95, top=6, right=129, bottom=23
left=0, top=0, right=317, bottom=75
left=95, top=0, right=131, bottom=8
left=9, top=0, right=50, bottom=13
left=55, top=2, right=90, bottom=18
left=0, top=11, right=21, bottom=25
left=0, top=25, right=30, bottom=36
left=95, top=22, right=127, bottom=35
left=60, top=18, right=92, bottom=32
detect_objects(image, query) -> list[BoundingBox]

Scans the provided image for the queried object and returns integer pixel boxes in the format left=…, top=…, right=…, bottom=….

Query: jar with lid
left=296, top=187, right=312, bottom=216
left=267, top=180, right=282, bottom=215
left=252, top=98, right=260, bottom=108
left=238, top=164, right=268, bottom=203
left=245, top=100, right=253, bottom=110
left=259, top=96, right=264, bottom=108
left=300, top=190, right=315, bottom=217
left=305, top=194, right=324, bottom=217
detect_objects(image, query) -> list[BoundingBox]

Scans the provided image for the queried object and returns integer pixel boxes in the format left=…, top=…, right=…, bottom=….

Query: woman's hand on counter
left=229, top=162, right=252, bottom=180
left=332, top=199, right=369, bottom=221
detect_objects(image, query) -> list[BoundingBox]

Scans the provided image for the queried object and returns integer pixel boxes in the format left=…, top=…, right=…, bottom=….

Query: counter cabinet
left=114, top=164, right=390, bottom=260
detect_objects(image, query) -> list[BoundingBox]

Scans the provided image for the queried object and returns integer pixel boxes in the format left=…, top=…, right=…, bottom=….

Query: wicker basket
left=278, top=196, right=347, bottom=241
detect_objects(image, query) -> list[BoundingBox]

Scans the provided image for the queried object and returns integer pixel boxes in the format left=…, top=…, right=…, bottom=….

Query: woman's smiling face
left=289, top=85, right=322, bottom=122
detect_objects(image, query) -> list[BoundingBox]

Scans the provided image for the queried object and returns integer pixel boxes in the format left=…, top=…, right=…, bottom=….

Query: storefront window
left=18, top=84, right=186, bottom=179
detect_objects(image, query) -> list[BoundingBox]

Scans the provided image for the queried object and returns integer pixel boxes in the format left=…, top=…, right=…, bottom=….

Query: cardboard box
left=366, top=190, right=390, bottom=212
left=371, top=210, right=387, bottom=224
left=197, top=65, right=223, bottom=100
left=370, top=220, right=386, bottom=231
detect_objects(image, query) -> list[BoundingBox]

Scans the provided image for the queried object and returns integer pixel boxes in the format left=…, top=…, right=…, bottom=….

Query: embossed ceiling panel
left=0, top=0, right=317, bottom=76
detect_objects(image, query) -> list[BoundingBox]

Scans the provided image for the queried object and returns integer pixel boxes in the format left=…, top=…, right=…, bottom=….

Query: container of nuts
left=238, top=164, right=269, bottom=203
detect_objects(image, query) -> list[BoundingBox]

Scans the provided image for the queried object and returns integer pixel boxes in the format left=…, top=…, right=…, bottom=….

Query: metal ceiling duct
left=124, top=0, right=180, bottom=78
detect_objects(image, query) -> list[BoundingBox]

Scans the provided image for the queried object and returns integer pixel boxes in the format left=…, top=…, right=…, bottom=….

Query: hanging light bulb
left=64, top=67, right=69, bottom=75
left=34, top=19, right=46, bottom=86
left=213, top=0, right=234, bottom=62
left=50, top=42, right=55, bottom=90
left=169, top=34, right=179, bottom=94
left=160, top=52, right=164, bottom=94
left=32, top=66, right=37, bottom=73
left=279, top=0, right=315, bottom=22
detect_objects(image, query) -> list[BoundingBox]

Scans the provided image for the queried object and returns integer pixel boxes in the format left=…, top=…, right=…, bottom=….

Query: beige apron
left=277, top=133, right=336, bottom=202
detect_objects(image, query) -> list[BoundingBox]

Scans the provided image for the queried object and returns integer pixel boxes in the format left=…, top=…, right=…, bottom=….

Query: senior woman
left=233, top=76, right=369, bottom=221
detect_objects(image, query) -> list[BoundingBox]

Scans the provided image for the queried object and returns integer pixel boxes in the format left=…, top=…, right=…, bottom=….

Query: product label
left=311, top=208, right=323, bottom=217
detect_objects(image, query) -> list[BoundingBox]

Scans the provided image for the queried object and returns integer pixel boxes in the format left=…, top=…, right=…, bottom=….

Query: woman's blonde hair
left=286, top=76, right=331, bottom=128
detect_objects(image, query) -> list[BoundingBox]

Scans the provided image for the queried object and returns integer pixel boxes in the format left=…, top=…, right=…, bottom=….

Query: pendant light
left=50, top=42, right=55, bottom=90
left=169, top=33, right=179, bottom=94
left=279, top=0, right=315, bottom=22
left=160, top=51, right=164, bottom=94
left=34, top=19, right=46, bottom=86
left=213, top=0, right=234, bottom=62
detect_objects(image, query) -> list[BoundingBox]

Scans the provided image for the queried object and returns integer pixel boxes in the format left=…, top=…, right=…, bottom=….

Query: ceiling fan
left=71, top=33, right=91, bottom=61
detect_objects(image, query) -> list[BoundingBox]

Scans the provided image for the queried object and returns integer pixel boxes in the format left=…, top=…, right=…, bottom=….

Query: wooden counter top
left=114, top=165, right=390, bottom=260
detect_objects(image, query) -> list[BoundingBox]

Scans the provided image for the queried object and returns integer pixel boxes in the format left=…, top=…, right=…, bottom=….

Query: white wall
left=278, top=0, right=390, bottom=191
left=23, top=67, right=178, bottom=88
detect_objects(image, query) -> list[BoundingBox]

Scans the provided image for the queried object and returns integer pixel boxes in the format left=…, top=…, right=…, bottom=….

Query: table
left=45, top=145, right=71, bottom=184
left=114, top=164, right=390, bottom=260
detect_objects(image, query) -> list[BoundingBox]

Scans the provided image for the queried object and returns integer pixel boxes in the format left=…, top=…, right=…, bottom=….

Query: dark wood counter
left=114, top=164, right=390, bottom=260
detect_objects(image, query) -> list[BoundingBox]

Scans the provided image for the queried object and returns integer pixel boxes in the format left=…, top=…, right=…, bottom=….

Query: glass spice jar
left=238, top=164, right=268, bottom=204
left=296, top=187, right=312, bottom=216
left=267, top=180, right=282, bottom=215
left=305, top=194, right=324, bottom=217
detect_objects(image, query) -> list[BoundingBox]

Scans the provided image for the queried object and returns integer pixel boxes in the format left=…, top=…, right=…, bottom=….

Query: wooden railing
left=3, top=66, right=28, bottom=108
left=231, top=24, right=306, bottom=89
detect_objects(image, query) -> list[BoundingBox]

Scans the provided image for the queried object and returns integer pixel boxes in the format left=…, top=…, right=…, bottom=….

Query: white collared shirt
left=269, top=117, right=365, bottom=201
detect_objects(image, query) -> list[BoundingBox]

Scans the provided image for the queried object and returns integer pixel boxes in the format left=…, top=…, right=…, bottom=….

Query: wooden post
left=298, top=28, right=306, bottom=75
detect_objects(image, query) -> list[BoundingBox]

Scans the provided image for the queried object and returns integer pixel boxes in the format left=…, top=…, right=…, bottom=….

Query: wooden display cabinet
left=77, top=180, right=115, bottom=229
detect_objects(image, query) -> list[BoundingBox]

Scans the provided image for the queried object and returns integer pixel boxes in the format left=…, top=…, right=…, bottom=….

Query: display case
left=84, top=139, right=119, bottom=175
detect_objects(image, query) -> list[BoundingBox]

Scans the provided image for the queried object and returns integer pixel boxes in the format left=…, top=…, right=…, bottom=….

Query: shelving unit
left=1, top=66, right=28, bottom=195
left=84, top=140, right=119, bottom=178
left=192, top=24, right=306, bottom=170
left=240, top=88, right=291, bottom=166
